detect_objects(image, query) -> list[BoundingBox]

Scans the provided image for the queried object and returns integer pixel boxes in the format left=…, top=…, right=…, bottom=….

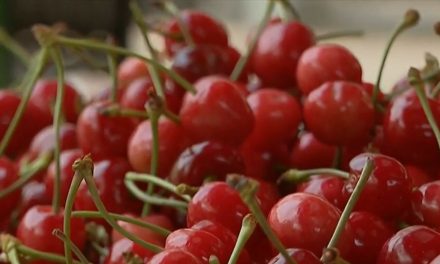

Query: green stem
left=280, top=168, right=350, bottom=184
left=227, top=214, right=256, bottom=264
left=315, top=30, right=364, bottom=41
left=0, top=27, right=31, bottom=66
left=16, top=244, right=82, bottom=264
left=230, top=0, right=276, bottom=81
left=72, top=211, right=171, bottom=237
left=278, top=0, right=301, bottom=21
left=161, top=0, right=195, bottom=46
left=431, top=82, right=440, bottom=98
left=53, top=229, right=90, bottom=264
left=209, top=255, right=220, bottom=264
left=0, top=47, right=49, bottom=155
left=107, top=53, right=118, bottom=103
left=2, top=236, right=21, bottom=264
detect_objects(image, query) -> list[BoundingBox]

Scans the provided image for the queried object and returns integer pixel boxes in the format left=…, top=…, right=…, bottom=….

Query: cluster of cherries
left=1, top=1, right=440, bottom=264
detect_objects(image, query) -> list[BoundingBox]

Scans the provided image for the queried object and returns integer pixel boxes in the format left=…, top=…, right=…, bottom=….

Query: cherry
left=406, top=165, right=432, bottom=188
left=165, top=228, right=229, bottom=264
left=147, top=249, right=202, bottom=264
left=128, top=118, right=188, bottom=177
left=0, top=157, right=20, bottom=221
left=180, top=76, right=254, bottom=146
left=245, top=88, right=302, bottom=148
left=251, top=21, right=315, bottom=88
left=16, top=205, right=86, bottom=263
left=290, top=132, right=337, bottom=170
left=383, top=89, right=440, bottom=167
left=169, top=140, right=245, bottom=186
left=268, top=192, right=354, bottom=258
left=163, top=10, right=228, bottom=56
left=343, top=153, right=412, bottom=220
left=411, top=180, right=440, bottom=228
left=268, top=248, right=320, bottom=264
left=120, top=77, right=153, bottom=112
left=296, top=44, right=362, bottom=94
left=297, top=175, right=347, bottom=210
left=106, top=238, right=157, bottom=264
left=377, top=225, right=440, bottom=264
left=19, top=180, right=51, bottom=218
left=346, top=211, right=394, bottom=264
left=303, top=81, right=375, bottom=146
left=117, top=57, right=149, bottom=88
left=76, top=101, right=137, bottom=160
left=29, top=79, right=83, bottom=123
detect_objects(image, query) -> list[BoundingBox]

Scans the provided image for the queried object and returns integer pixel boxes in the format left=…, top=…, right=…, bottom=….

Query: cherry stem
left=0, top=27, right=31, bottom=66
left=72, top=210, right=171, bottom=237
left=230, top=0, right=276, bottom=81
left=372, top=9, right=420, bottom=107
left=431, top=82, right=440, bottom=98
left=228, top=175, right=297, bottom=264
left=107, top=53, right=118, bottom=103
left=321, top=248, right=350, bottom=264
left=209, top=255, right=220, bottom=264
left=126, top=172, right=191, bottom=202
left=160, top=0, right=195, bottom=46
left=175, top=183, right=199, bottom=197
left=408, top=67, right=440, bottom=150
left=0, top=153, right=52, bottom=199
left=280, top=168, right=349, bottom=184
left=0, top=47, right=49, bottom=155
left=332, top=146, right=343, bottom=169
left=227, top=214, right=257, bottom=264
left=1, top=235, right=21, bottom=264
left=100, top=105, right=149, bottom=119
left=323, top=158, right=374, bottom=261
left=277, top=0, right=301, bottom=21
left=315, top=30, right=364, bottom=41
left=16, top=244, right=82, bottom=264
left=53, top=229, right=90, bottom=264
left=73, top=155, right=164, bottom=253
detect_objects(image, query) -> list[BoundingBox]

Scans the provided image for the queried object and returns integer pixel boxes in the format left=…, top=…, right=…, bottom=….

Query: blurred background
left=0, top=0, right=439, bottom=97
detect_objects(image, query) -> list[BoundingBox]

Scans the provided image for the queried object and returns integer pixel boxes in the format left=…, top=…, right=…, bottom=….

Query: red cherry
left=16, top=205, right=86, bottom=263
left=411, top=180, right=440, bottom=229
left=29, top=79, right=83, bottom=123
left=147, top=249, right=202, bottom=264
left=268, top=248, right=320, bottom=264
left=128, top=118, right=188, bottom=177
left=296, top=44, right=362, bottom=94
left=297, top=175, right=347, bottom=210
left=245, top=88, right=302, bottom=148
left=0, top=157, right=20, bottom=220
left=180, top=76, right=254, bottom=146
left=120, top=77, right=153, bottom=112
left=343, top=153, right=412, bottom=220
left=251, top=21, right=315, bottom=88
left=268, top=192, right=354, bottom=258
left=106, top=238, right=157, bottom=264
left=19, top=180, right=51, bottom=218
left=346, top=211, right=394, bottom=264
left=303, top=81, right=375, bottom=146
left=169, top=141, right=245, bottom=186
left=377, top=225, right=440, bottom=264
left=76, top=101, right=136, bottom=160
left=406, top=165, right=432, bottom=188
left=163, top=10, right=228, bottom=56
left=117, top=57, right=149, bottom=88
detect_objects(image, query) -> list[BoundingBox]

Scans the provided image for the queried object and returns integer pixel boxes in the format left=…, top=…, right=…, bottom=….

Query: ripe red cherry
left=29, top=79, right=83, bottom=123
left=19, top=181, right=51, bottom=218
left=147, top=249, right=202, bottom=264
left=383, top=89, right=440, bottom=167
left=303, top=81, right=375, bottom=146
left=406, top=165, right=432, bottom=188
left=343, top=153, right=412, bottom=220
left=268, top=192, right=354, bottom=258
left=117, top=57, right=149, bottom=88
left=245, top=88, right=302, bottom=148
left=296, top=44, right=362, bottom=94
left=268, top=248, right=320, bottom=264
left=128, top=118, right=188, bottom=177
left=297, top=175, right=347, bottom=210
left=377, top=225, right=440, bottom=264
left=106, top=238, right=157, bottom=264
left=180, top=76, right=254, bottom=146
left=28, top=123, right=77, bottom=159
left=346, top=211, right=394, bottom=264
left=120, top=77, right=153, bottom=112
left=411, top=180, right=440, bottom=228
left=76, top=101, right=136, bottom=160
left=169, top=141, right=245, bottom=186
left=251, top=21, right=315, bottom=88
left=163, top=10, right=228, bottom=57
left=0, top=157, right=20, bottom=220
left=16, top=205, right=86, bottom=263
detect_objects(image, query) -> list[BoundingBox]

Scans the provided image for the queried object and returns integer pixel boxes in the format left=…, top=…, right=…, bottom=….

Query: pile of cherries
left=1, top=1, right=440, bottom=264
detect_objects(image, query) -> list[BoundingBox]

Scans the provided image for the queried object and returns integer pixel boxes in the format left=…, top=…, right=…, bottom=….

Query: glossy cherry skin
left=377, top=225, right=440, bottom=264
left=165, top=228, right=229, bottom=264
left=268, top=248, right=320, bottom=264
left=346, top=211, right=394, bottom=264
left=74, top=158, right=142, bottom=215
left=30, top=79, right=83, bottom=123
left=19, top=180, right=51, bottom=218
left=268, top=192, right=354, bottom=258
left=106, top=238, right=157, bottom=264
left=296, top=44, right=362, bottom=94
left=169, top=141, right=245, bottom=186
left=343, top=153, right=412, bottom=220
left=297, top=175, right=347, bottom=210
left=163, top=10, right=228, bottom=57
left=411, top=180, right=440, bottom=228
left=406, top=165, right=432, bottom=188
left=119, top=77, right=153, bottom=111
left=303, top=81, right=375, bottom=146
left=147, top=249, right=202, bottom=264
left=180, top=76, right=254, bottom=146
left=383, top=89, right=440, bottom=167
left=44, top=149, right=83, bottom=205
left=117, top=57, right=149, bottom=88
left=431, top=255, right=440, bottom=264
left=76, top=101, right=136, bottom=160
left=245, top=88, right=302, bottom=148
left=251, top=21, right=315, bottom=88
left=290, top=132, right=336, bottom=170
left=16, top=205, right=86, bottom=263
left=128, top=118, right=188, bottom=177
left=0, top=157, right=20, bottom=220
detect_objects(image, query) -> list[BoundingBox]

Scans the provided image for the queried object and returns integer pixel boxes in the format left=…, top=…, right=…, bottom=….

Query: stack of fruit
left=0, top=1, right=440, bottom=263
